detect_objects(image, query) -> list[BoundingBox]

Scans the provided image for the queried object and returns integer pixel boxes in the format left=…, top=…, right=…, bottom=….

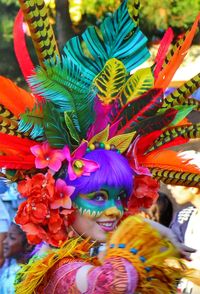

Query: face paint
left=73, top=185, right=126, bottom=218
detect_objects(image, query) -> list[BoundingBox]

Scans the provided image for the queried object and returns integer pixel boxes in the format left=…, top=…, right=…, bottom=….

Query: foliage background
left=0, top=0, right=200, bottom=87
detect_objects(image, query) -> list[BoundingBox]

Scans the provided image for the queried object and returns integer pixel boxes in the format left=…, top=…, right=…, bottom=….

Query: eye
left=93, top=193, right=106, bottom=202
left=116, top=191, right=127, bottom=201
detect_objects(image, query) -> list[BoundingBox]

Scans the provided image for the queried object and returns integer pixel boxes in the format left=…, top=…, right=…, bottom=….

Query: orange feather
left=139, top=149, right=200, bottom=174
left=155, top=13, right=200, bottom=90
left=0, top=76, right=35, bottom=116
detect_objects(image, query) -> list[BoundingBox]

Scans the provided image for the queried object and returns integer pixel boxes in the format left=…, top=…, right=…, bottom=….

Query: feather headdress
left=0, top=0, right=200, bottom=246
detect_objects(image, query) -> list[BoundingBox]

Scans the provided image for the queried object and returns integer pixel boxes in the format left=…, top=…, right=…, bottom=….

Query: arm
left=43, top=216, right=184, bottom=294
left=44, top=258, right=138, bottom=294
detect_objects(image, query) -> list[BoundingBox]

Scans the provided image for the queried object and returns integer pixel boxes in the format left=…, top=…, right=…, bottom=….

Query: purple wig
left=66, top=149, right=134, bottom=200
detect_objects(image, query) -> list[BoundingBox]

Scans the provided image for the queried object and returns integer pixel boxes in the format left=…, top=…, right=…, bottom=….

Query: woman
left=0, top=0, right=200, bottom=293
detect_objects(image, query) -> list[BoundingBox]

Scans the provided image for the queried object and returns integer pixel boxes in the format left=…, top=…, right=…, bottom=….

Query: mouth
left=96, top=220, right=117, bottom=232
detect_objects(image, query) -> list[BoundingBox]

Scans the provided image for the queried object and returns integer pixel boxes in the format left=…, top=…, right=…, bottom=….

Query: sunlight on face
left=72, top=185, right=127, bottom=242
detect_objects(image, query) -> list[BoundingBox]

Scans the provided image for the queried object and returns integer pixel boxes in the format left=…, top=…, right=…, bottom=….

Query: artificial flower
left=31, top=141, right=65, bottom=172
left=51, top=179, right=74, bottom=209
left=63, top=142, right=99, bottom=180
left=128, top=175, right=159, bottom=213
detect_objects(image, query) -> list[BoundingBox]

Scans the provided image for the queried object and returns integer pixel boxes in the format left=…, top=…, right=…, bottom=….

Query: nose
left=104, top=206, right=122, bottom=218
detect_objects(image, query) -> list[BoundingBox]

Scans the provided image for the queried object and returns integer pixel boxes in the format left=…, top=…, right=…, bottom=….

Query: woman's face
left=3, top=224, right=25, bottom=259
left=72, top=185, right=126, bottom=242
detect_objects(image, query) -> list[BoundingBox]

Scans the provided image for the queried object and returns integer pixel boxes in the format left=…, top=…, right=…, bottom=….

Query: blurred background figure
left=0, top=222, right=33, bottom=294
left=169, top=184, right=200, bottom=294
left=141, top=191, right=173, bottom=227
left=0, top=198, right=10, bottom=270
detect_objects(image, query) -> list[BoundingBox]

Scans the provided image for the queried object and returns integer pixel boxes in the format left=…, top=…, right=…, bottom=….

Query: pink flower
left=51, top=179, right=75, bottom=209
left=31, top=142, right=65, bottom=172
left=63, top=142, right=100, bottom=180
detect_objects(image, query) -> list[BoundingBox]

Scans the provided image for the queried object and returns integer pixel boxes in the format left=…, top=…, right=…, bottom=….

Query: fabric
left=0, top=198, right=10, bottom=233
left=0, top=258, right=21, bottom=294
left=37, top=257, right=137, bottom=293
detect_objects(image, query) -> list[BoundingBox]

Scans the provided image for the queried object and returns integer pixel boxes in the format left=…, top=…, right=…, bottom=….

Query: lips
left=97, top=221, right=117, bottom=232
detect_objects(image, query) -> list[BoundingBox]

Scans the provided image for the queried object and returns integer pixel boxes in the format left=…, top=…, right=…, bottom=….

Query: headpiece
left=0, top=0, right=200, bottom=246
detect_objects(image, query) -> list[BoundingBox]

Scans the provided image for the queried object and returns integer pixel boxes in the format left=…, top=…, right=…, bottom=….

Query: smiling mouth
left=97, top=221, right=117, bottom=232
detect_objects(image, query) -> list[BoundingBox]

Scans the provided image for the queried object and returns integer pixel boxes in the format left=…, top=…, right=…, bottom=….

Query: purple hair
left=66, top=149, right=134, bottom=200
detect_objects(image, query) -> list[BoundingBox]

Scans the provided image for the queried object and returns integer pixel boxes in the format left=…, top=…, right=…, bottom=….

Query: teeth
left=99, top=222, right=114, bottom=227
left=79, top=207, right=83, bottom=214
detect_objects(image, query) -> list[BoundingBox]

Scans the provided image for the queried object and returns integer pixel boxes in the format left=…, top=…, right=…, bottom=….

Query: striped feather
left=155, top=13, right=200, bottom=90
left=0, top=155, right=35, bottom=170
left=127, top=0, right=140, bottom=25
left=146, top=123, right=200, bottom=153
left=150, top=168, right=200, bottom=187
left=182, top=98, right=200, bottom=111
left=94, top=58, right=127, bottom=105
left=162, top=72, right=200, bottom=109
left=139, top=149, right=200, bottom=175
left=18, top=0, right=60, bottom=68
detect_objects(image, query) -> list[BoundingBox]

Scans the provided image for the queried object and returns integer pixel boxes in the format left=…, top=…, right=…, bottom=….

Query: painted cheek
left=74, top=198, right=106, bottom=218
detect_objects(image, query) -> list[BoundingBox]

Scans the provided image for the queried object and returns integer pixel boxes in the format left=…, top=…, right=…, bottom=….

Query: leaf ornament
left=64, top=112, right=80, bottom=144
left=120, top=67, right=154, bottom=105
left=133, top=108, right=178, bottom=136
left=43, top=102, right=73, bottom=150
left=110, top=88, right=163, bottom=134
left=162, top=72, right=200, bottom=109
left=88, top=125, right=110, bottom=144
left=155, top=13, right=200, bottom=90
left=107, top=132, right=136, bottom=153
left=94, top=58, right=127, bottom=105
left=64, top=0, right=150, bottom=77
left=18, top=0, right=60, bottom=68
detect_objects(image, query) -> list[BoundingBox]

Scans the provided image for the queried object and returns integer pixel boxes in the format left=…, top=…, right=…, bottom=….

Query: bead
left=89, top=143, right=95, bottom=150
left=139, top=256, right=146, bottom=262
left=110, top=244, right=115, bottom=248
left=86, top=148, right=91, bottom=153
left=118, top=244, right=126, bottom=248
left=104, top=143, right=110, bottom=150
left=94, top=142, right=100, bottom=148
left=110, top=144, right=116, bottom=150
left=145, top=267, right=151, bottom=272
left=130, top=248, right=138, bottom=254
left=99, top=142, right=105, bottom=148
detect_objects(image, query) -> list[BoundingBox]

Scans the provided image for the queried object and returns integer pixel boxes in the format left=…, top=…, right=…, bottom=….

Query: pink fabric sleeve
left=43, top=257, right=138, bottom=294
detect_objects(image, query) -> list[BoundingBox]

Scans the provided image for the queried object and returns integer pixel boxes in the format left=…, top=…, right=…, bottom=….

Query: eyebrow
left=80, top=190, right=108, bottom=199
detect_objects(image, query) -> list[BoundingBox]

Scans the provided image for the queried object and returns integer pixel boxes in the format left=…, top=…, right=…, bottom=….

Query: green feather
left=64, top=112, right=81, bottom=144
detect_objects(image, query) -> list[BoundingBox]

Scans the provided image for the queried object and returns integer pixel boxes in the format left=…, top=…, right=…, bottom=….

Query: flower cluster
left=31, top=141, right=99, bottom=180
left=127, top=175, right=159, bottom=214
left=15, top=172, right=75, bottom=247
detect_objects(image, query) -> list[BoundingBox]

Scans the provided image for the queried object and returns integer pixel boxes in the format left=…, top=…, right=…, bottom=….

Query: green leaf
left=64, top=112, right=81, bottom=144
left=43, top=102, right=72, bottom=149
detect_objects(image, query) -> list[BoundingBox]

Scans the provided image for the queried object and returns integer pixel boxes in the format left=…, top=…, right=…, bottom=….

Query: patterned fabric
left=0, top=258, right=21, bottom=294
left=37, top=258, right=137, bottom=293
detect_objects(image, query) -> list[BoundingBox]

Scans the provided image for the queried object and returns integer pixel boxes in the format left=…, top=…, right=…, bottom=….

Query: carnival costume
left=0, top=0, right=200, bottom=293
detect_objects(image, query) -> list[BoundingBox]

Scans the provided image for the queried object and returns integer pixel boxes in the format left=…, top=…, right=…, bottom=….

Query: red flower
left=15, top=172, right=75, bottom=247
left=128, top=175, right=159, bottom=213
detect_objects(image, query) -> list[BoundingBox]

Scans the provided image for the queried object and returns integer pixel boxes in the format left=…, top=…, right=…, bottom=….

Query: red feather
left=0, top=155, right=35, bottom=169
left=154, top=27, right=174, bottom=79
left=0, top=133, right=38, bottom=155
left=14, top=10, right=35, bottom=81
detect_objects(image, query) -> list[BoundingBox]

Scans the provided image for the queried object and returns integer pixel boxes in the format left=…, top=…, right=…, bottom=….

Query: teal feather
left=29, top=58, right=96, bottom=138
left=19, top=106, right=44, bottom=140
left=64, top=0, right=150, bottom=75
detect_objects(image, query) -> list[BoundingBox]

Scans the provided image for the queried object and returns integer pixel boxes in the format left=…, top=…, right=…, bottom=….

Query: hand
left=144, top=218, right=196, bottom=260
